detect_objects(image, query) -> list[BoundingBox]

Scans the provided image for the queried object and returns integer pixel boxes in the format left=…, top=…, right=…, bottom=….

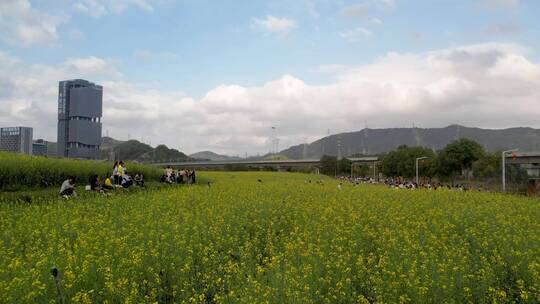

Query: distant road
left=152, top=157, right=379, bottom=168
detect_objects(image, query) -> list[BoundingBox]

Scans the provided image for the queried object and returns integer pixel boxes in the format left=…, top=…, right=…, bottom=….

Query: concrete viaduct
left=152, top=157, right=379, bottom=169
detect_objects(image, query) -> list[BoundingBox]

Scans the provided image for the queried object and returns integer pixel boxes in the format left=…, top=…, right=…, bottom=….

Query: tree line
left=320, top=138, right=529, bottom=183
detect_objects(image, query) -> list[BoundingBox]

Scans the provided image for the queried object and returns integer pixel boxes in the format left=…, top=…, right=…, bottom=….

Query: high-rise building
left=0, top=127, right=33, bottom=155
left=32, top=139, right=48, bottom=157
left=57, top=79, right=103, bottom=159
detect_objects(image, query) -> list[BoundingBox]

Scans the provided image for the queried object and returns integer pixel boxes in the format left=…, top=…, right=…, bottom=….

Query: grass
left=0, top=171, right=539, bottom=303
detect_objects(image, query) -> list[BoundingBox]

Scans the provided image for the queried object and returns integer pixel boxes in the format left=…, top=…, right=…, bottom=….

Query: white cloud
left=339, top=27, right=374, bottom=42
left=64, top=56, right=121, bottom=77
left=0, top=0, right=67, bottom=47
left=369, top=17, right=383, bottom=25
left=251, top=16, right=297, bottom=34
left=73, top=0, right=153, bottom=17
left=1, top=43, right=540, bottom=155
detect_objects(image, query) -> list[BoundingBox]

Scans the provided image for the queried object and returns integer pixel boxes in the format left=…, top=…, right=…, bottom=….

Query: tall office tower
left=57, top=79, right=103, bottom=159
left=0, top=127, right=33, bottom=155
left=32, top=139, right=48, bottom=157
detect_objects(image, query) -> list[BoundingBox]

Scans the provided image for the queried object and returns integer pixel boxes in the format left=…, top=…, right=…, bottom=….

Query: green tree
left=319, top=156, right=353, bottom=176
left=436, top=139, right=485, bottom=180
left=320, top=155, right=337, bottom=176
left=472, top=152, right=500, bottom=179
left=381, top=145, right=436, bottom=178
left=354, top=164, right=372, bottom=177
left=337, top=158, right=352, bottom=175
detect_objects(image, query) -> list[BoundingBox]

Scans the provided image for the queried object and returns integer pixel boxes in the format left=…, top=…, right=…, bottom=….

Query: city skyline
left=1, top=0, right=540, bottom=155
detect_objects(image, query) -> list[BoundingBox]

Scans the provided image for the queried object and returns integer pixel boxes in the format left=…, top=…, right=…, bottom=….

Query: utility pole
left=415, top=157, right=428, bottom=184
left=502, top=149, right=518, bottom=192
left=337, top=136, right=342, bottom=160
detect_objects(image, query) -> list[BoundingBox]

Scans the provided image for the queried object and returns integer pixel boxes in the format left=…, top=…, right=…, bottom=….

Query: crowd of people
left=59, top=161, right=146, bottom=198
left=336, top=176, right=471, bottom=191
left=161, top=166, right=197, bottom=184
left=59, top=163, right=199, bottom=198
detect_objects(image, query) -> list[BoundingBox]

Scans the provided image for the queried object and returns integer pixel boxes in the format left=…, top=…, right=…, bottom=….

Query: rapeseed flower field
left=1, top=172, right=539, bottom=303
left=0, top=152, right=162, bottom=190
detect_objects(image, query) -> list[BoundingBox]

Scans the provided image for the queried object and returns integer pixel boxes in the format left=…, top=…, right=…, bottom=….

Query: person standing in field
left=60, top=176, right=77, bottom=198
left=190, top=170, right=196, bottom=184
left=180, top=169, right=187, bottom=184
left=164, top=166, right=173, bottom=182
left=186, top=170, right=192, bottom=184
left=118, top=161, right=125, bottom=180
left=113, top=161, right=119, bottom=185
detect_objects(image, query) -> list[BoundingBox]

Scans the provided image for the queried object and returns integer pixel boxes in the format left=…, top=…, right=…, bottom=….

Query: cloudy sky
left=1, top=0, right=539, bottom=155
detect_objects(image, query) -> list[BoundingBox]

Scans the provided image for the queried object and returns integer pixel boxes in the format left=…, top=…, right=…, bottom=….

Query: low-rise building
left=33, top=139, right=48, bottom=157
left=0, top=127, right=33, bottom=155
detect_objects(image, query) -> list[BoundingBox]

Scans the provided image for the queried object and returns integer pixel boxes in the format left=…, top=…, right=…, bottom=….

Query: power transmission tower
left=303, top=137, right=308, bottom=159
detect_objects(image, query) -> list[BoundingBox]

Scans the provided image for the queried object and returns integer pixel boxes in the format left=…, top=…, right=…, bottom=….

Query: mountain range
left=279, top=125, right=540, bottom=159
left=189, top=151, right=242, bottom=161
left=43, top=125, right=540, bottom=162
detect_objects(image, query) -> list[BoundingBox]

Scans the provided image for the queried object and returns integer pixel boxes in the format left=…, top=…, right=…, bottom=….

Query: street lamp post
left=502, top=149, right=519, bottom=192
left=373, top=161, right=381, bottom=181
left=415, top=157, right=428, bottom=185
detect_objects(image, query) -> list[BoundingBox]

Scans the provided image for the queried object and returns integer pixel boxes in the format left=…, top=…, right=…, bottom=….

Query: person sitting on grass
left=121, top=173, right=133, bottom=189
left=89, top=174, right=101, bottom=192
left=134, top=173, right=144, bottom=187
left=60, top=176, right=76, bottom=198
left=102, top=176, right=114, bottom=190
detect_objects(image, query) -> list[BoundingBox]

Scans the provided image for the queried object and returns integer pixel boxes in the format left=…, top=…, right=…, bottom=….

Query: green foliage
left=354, top=164, right=372, bottom=177
left=320, top=155, right=337, bottom=176
left=381, top=145, right=436, bottom=178
left=151, top=145, right=191, bottom=162
left=337, top=158, right=352, bottom=174
left=101, top=139, right=192, bottom=163
left=472, top=152, right=500, bottom=179
left=113, top=140, right=154, bottom=160
left=436, top=139, right=484, bottom=179
left=0, top=152, right=163, bottom=190
left=0, top=172, right=539, bottom=303
left=319, top=156, right=353, bottom=176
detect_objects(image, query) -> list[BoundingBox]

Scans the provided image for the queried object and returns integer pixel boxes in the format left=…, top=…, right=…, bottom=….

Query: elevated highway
left=153, top=157, right=379, bottom=168
left=505, top=152, right=540, bottom=165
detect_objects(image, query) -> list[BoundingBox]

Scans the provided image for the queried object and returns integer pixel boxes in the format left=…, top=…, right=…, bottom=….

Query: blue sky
left=1, top=0, right=540, bottom=155
left=5, top=0, right=540, bottom=96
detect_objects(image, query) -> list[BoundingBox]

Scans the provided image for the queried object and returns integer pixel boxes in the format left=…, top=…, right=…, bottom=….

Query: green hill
left=101, top=139, right=192, bottom=163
